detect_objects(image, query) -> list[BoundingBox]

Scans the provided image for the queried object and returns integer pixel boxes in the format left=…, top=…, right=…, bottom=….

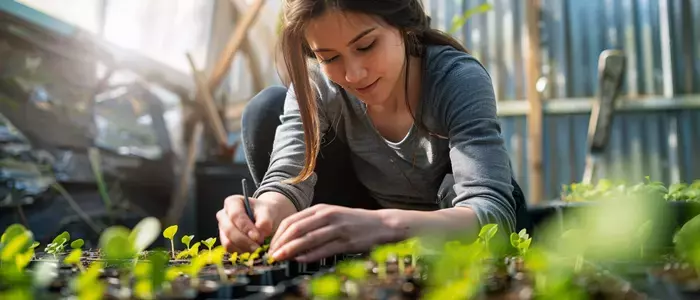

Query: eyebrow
left=312, top=27, right=376, bottom=52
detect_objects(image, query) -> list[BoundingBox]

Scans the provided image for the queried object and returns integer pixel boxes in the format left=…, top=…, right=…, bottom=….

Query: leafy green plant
left=176, top=241, right=200, bottom=259
left=163, top=225, right=178, bottom=259
left=202, top=237, right=216, bottom=251
left=45, top=231, right=70, bottom=259
left=209, top=246, right=227, bottom=282
left=510, top=229, right=532, bottom=256
left=64, top=249, right=85, bottom=273
left=73, top=261, right=106, bottom=300
left=673, top=214, right=700, bottom=274
left=181, top=235, right=194, bottom=251
left=0, top=224, right=35, bottom=273
left=335, top=260, right=367, bottom=281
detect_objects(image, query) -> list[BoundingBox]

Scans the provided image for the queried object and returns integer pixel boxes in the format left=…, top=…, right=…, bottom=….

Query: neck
left=368, top=55, right=422, bottom=115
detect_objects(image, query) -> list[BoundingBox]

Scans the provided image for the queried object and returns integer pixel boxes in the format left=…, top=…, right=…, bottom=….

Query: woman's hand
left=267, top=204, right=396, bottom=262
left=217, top=192, right=296, bottom=253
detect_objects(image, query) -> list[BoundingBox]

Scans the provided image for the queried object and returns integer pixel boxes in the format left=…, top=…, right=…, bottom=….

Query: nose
left=344, top=59, right=367, bottom=84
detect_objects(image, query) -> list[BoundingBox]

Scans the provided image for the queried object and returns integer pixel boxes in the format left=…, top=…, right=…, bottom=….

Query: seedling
left=64, top=249, right=85, bottom=273
left=74, top=261, right=106, bottom=300
left=335, top=260, right=367, bottom=281
left=202, top=237, right=216, bottom=251
left=133, top=251, right=169, bottom=299
left=510, top=229, right=532, bottom=256
left=370, top=245, right=391, bottom=279
left=176, top=241, right=200, bottom=259
left=309, top=274, right=341, bottom=299
left=673, top=214, right=700, bottom=274
left=163, top=225, right=178, bottom=259
left=181, top=235, right=194, bottom=251
left=210, top=246, right=227, bottom=282
left=229, top=252, right=239, bottom=265
left=45, top=231, right=70, bottom=259
left=70, top=239, right=84, bottom=249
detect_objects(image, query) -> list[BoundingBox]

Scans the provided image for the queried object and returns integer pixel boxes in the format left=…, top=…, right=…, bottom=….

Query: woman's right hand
left=217, top=192, right=297, bottom=253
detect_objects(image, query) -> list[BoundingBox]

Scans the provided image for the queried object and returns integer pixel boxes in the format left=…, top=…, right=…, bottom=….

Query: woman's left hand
left=267, top=204, right=395, bottom=262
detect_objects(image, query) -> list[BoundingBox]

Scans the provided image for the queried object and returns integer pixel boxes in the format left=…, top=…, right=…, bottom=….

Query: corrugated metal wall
left=426, top=0, right=700, bottom=201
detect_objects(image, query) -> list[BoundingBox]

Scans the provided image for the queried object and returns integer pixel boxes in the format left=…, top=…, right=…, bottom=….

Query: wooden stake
left=524, top=0, right=543, bottom=204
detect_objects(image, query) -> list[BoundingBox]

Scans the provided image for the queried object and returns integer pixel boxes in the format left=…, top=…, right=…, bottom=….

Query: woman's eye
left=357, top=41, right=375, bottom=51
left=320, top=56, right=338, bottom=64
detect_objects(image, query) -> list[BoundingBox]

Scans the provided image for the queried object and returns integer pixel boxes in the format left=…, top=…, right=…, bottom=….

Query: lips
left=355, top=79, right=379, bottom=93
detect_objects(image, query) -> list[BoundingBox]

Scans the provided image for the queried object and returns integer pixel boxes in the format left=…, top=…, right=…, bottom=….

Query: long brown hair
left=280, top=0, right=468, bottom=184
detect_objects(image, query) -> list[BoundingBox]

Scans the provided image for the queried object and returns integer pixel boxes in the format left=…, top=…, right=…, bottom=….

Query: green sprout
left=64, top=249, right=85, bottom=273
left=70, top=239, right=84, bottom=249
left=673, top=214, right=700, bottom=274
left=229, top=252, right=239, bottom=264
left=74, top=261, right=106, bottom=300
left=210, top=246, right=227, bottom=282
left=335, top=260, right=367, bottom=281
left=370, top=245, right=391, bottom=280
left=181, top=235, right=194, bottom=251
left=309, top=274, right=341, bottom=299
left=176, top=241, right=200, bottom=259
left=202, top=237, right=216, bottom=251
left=0, top=224, right=35, bottom=272
left=45, top=231, right=70, bottom=259
left=510, top=229, right=532, bottom=256
left=133, top=251, right=169, bottom=299
left=163, top=225, right=178, bottom=259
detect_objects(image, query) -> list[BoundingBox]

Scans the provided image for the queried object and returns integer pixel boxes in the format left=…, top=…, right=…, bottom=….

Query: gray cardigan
left=253, top=45, right=517, bottom=233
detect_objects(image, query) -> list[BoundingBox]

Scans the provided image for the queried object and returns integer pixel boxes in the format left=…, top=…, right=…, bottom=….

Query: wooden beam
left=208, top=0, right=266, bottom=91
left=524, top=0, right=543, bottom=204
left=186, top=53, right=229, bottom=148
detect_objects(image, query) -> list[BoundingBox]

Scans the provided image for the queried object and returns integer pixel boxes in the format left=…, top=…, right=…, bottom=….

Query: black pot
left=196, top=276, right=250, bottom=300
left=241, top=265, right=289, bottom=286
left=194, top=162, right=253, bottom=240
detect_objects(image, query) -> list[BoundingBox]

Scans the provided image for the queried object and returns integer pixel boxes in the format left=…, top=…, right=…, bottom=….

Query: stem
left=378, top=262, right=386, bottom=280
left=170, top=240, right=175, bottom=259
left=411, top=254, right=416, bottom=268
left=398, top=257, right=405, bottom=275
left=217, top=265, right=227, bottom=282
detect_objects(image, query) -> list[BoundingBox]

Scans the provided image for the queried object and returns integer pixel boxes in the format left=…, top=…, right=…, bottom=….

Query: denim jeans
left=241, top=86, right=531, bottom=232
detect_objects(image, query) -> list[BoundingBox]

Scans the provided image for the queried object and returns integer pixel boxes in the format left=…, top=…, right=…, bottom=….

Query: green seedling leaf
left=674, top=214, right=700, bottom=268
left=181, top=235, right=194, bottom=249
left=148, top=251, right=169, bottom=293
left=210, top=246, right=226, bottom=265
left=510, top=233, right=520, bottom=248
left=1, top=232, right=32, bottom=261
left=163, top=225, right=178, bottom=240
left=99, top=226, right=136, bottom=261
left=30, top=242, right=39, bottom=250
left=229, top=252, right=239, bottom=264
left=336, top=260, right=367, bottom=281
left=309, top=274, right=342, bottom=298
left=1, top=224, right=27, bottom=244
left=70, top=239, right=84, bottom=249
left=52, top=231, right=70, bottom=246
left=478, top=223, right=498, bottom=243
left=190, top=242, right=201, bottom=257
left=129, top=217, right=161, bottom=253
left=64, top=249, right=82, bottom=265
left=15, top=249, right=33, bottom=271
left=202, top=238, right=216, bottom=250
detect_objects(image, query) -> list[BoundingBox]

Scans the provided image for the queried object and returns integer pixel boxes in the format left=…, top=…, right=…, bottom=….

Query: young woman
left=217, top=0, right=530, bottom=263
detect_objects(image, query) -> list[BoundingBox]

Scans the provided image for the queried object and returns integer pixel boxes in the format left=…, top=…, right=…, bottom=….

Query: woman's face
left=304, top=10, right=406, bottom=106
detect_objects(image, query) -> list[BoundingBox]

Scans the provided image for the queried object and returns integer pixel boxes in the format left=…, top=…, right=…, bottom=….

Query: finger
left=217, top=210, right=245, bottom=253
left=269, top=212, right=330, bottom=254
left=218, top=208, right=260, bottom=252
left=224, top=195, right=261, bottom=244
left=294, top=238, right=351, bottom=263
left=271, top=224, right=342, bottom=262
left=254, top=204, right=273, bottom=243
left=270, top=205, right=327, bottom=249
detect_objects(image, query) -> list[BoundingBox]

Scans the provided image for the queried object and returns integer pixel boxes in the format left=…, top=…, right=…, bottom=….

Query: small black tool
left=241, top=178, right=256, bottom=223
